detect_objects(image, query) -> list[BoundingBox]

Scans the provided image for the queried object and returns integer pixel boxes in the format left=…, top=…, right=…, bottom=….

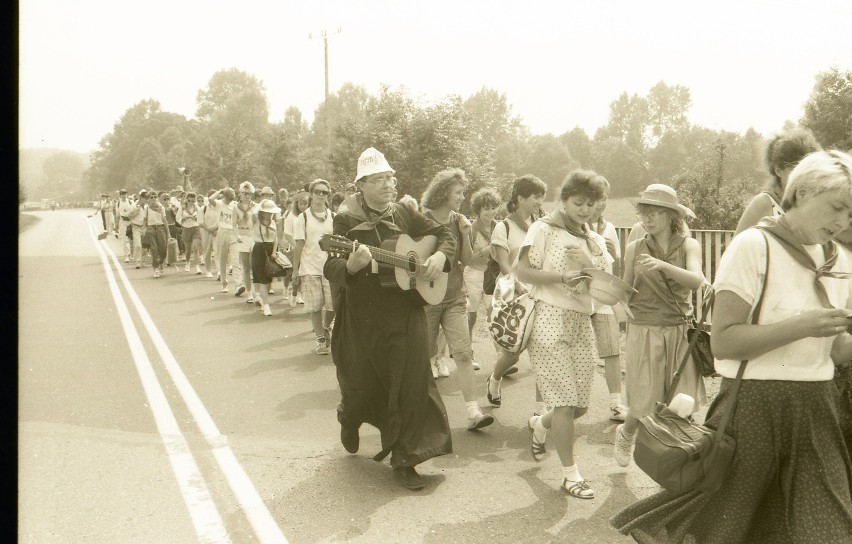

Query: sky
left=19, top=0, right=852, bottom=154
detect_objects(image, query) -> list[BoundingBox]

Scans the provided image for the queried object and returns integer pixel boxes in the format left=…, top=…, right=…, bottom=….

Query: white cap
left=355, top=147, right=394, bottom=182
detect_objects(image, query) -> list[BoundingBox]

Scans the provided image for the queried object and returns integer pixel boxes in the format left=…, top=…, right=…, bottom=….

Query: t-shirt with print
left=424, top=210, right=466, bottom=302
left=293, top=209, right=334, bottom=276
left=713, top=228, right=852, bottom=382
left=213, top=200, right=238, bottom=230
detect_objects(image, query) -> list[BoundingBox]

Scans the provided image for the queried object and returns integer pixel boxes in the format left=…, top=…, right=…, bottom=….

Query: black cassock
left=324, top=196, right=454, bottom=467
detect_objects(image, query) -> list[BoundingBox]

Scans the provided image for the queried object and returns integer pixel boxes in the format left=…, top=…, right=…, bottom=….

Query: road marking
left=86, top=220, right=231, bottom=544
left=96, top=223, right=289, bottom=544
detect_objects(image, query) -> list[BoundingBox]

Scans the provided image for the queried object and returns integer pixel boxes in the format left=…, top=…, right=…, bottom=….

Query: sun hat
left=260, top=186, right=275, bottom=196
left=258, top=199, right=281, bottom=215
left=354, top=147, right=395, bottom=182
left=635, top=184, right=696, bottom=219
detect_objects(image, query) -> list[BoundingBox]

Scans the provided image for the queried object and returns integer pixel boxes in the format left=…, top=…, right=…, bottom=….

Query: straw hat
left=635, top=184, right=696, bottom=219
left=258, top=199, right=281, bottom=215
left=354, top=147, right=395, bottom=182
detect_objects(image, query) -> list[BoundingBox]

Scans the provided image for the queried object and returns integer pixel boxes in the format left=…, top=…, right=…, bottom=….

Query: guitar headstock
left=318, top=233, right=356, bottom=258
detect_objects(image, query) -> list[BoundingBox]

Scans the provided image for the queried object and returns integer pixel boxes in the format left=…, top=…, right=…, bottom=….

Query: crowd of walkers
left=95, top=127, right=852, bottom=542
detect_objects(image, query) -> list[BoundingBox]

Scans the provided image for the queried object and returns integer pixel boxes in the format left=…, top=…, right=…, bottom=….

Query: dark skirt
left=611, top=379, right=852, bottom=543
left=250, top=242, right=274, bottom=284
left=836, top=364, right=852, bottom=455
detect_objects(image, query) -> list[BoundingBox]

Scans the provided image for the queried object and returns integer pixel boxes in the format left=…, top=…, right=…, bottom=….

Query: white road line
left=99, top=229, right=289, bottom=544
left=86, top=220, right=231, bottom=544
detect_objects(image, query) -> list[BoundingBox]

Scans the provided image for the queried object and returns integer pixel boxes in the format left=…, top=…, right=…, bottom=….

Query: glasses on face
left=637, top=209, right=664, bottom=220
left=240, top=191, right=252, bottom=196
left=365, top=174, right=396, bottom=186
left=313, top=189, right=330, bottom=196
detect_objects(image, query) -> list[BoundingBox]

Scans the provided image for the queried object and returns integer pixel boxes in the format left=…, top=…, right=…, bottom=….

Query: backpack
left=483, top=219, right=509, bottom=296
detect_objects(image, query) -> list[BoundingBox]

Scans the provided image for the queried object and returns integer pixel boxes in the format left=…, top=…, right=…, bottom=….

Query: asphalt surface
left=18, top=209, right=721, bottom=543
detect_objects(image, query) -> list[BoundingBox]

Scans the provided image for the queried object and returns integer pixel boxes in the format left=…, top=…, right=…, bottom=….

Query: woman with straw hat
left=613, top=183, right=708, bottom=468
left=251, top=198, right=281, bottom=316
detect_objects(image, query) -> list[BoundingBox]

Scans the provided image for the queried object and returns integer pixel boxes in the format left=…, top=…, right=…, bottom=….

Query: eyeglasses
left=240, top=191, right=253, bottom=195
left=312, top=190, right=330, bottom=196
left=262, top=193, right=274, bottom=197
left=637, top=209, right=664, bottom=220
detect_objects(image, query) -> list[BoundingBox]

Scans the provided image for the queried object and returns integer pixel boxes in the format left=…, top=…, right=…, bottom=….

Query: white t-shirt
left=713, top=228, right=852, bottom=381
left=212, top=200, right=238, bottom=230
left=490, top=216, right=532, bottom=268
left=293, top=210, right=334, bottom=276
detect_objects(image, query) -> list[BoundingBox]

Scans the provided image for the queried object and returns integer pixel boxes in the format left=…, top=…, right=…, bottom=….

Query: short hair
left=765, top=128, right=821, bottom=188
left=470, top=187, right=501, bottom=216
left=222, top=188, right=236, bottom=201
left=559, top=169, right=607, bottom=202
left=507, top=175, right=547, bottom=212
left=308, top=178, right=331, bottom=193
left=421, top=168, right=469, bottom=210
left=239, top=181, right=255, bottom=193
left=782, top=150, right=852, bottom=211
left=330, top=191, right=345, bottom=209
left=186, top=192, right=197, bottom=199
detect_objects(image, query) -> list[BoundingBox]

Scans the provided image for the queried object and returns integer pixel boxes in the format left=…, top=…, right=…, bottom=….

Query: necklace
left=310, top=208, right=328, bottom=222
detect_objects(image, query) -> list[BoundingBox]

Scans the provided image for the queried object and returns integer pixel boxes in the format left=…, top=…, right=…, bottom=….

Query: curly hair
left=559, top=169, right=607, bottom=202
left=765, top=128, right=821, bottom=189
left=421, top=168, right=469, bottom=210
left=290, top=190, right=309, bottom=215
left=506, top=175, right=547, bottom=212
left=470, top=187, right=501, bottom=216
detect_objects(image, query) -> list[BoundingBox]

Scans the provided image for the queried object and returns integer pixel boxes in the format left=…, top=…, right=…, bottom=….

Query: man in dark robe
left=324, top=147, right=454, bottom=490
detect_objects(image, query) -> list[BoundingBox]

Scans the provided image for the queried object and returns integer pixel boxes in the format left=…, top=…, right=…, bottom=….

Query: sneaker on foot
left=246, top=296, right=254, bottom=304
left=471, top=357, right=480, bottom=370
left=269, top=287, right=275, bottom=295
left=315, top=338, right=330, bottom=355
left=613, top=424, right=635, bottom=467
left=235, top=285, right=246, bottom=297
left=124, top=257, right=130, bottom=263
left=153, top=269, right=160, bottom=278
left=296, top=295, right=305, bottom=305
left=216, top=273, right=221, bottom=281
left=196, top=265, right=202, bottom=274
left=609, top=404, right=628, bottom=422
left=135, top=264, right=141, bottom=269
left=220, top=286, right=229, bottom=293
left=433, top=357, right=450, bottom=378
left=184, top=264, right=190, bottom=273
left=263, top=304, right=272, bottom=316
left=431, top=361, right=439, bottom=379
left=467, top=411, right=494, bottom=431
left=206, top=272, right=214, bottom=278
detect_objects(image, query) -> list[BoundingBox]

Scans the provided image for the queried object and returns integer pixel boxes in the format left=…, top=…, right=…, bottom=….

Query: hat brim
left=634, top=198, right=696, bottom=219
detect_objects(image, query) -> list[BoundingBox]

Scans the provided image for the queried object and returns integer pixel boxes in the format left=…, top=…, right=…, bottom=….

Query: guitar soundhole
left=406, top=252, right=418, bottom=275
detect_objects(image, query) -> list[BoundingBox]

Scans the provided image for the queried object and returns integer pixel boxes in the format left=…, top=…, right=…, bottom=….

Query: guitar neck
left=336, top=241, right=415, bottom=271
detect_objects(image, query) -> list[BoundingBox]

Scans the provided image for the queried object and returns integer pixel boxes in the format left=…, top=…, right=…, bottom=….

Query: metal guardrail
left=613, top=227, right=736, bottom=322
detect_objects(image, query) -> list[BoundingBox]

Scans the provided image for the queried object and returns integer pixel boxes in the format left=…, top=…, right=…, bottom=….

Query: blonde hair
left=782, top=150, right=852, bottom=211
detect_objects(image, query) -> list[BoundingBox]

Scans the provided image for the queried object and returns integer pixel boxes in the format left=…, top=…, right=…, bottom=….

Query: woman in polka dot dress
left=516, top=170, right=612, bottom=499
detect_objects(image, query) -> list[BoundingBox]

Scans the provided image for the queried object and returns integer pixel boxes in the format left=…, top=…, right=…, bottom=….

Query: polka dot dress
left=527, top=301, right=598, bottom=408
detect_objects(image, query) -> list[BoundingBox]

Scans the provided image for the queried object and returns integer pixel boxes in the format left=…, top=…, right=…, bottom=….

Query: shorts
left=300, top=275, right=332, bottom=312
left=463, top=266, right=487, bottom=312
left=591, top=313, right=620, bottom=358
left=251, top=242, right=274, bottom=284
left=424, top=295, right=472, bottom=357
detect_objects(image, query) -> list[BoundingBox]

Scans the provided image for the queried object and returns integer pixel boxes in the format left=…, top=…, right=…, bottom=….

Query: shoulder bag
left=260, top=223, right=289, bottom=278
left=633, top=231, right=769, bottom=495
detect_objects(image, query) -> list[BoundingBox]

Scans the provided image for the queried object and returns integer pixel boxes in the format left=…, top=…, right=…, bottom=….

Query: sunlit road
left=19, top=209, right=661, bottom=543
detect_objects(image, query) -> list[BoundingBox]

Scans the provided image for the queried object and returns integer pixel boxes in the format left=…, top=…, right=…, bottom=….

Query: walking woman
left=251, top=199, right=280, bottom=316
left=612, top=150, right=852, bottom=543
left=465, top=187, right=501, bottom=370
left=235, top=181, right=258, bottom=302
left=283, top=190, right=310, bottom=306
left=146, top=192, right=170, bottom=279
left=613, top=184, right=707, bottom=466
left=517, top=170, right=611, bottom=497
left=485, top=175, right=546, bottom=407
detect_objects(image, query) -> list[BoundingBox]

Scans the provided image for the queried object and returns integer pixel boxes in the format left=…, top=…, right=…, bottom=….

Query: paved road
left=19, top=209, right=703, bottom=543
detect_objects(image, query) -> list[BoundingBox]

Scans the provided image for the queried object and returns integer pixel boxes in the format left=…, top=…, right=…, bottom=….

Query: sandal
left=561, top=478, right=595, bottom=499
left=528, top=414, right=546, bottom=461
left=486, top=374, right=501, bottom=406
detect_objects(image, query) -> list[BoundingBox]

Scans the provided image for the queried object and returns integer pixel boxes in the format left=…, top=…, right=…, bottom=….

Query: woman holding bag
left=516, top=170, right=611, bottom=498
left=250, top=199, right=280, bottom=316
left=612, top=150, right=852, bottom=542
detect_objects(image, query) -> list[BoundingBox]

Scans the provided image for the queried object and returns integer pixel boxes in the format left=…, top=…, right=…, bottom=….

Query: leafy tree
left=519, top=134, right=577, bottom=198
left=591, top=134, right=647, bottom=197
left=673, top=159, right=751, bottom=231
left=800, top=67, right=852, bottom=150
left=645, top=81, right=692, bottom=147
left=559, top=127, right=593, bottom=169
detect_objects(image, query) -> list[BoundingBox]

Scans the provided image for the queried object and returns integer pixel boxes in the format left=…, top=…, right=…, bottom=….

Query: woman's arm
left=514, top=246, right=587, bottom=287
left=711, top=290, right=852, bottom=361
left=637, top=238, right=705, bottom=291
left=622, top=241, right=637, bottom=287
left=734, top=194, right=772, bottom=235
left=457, top=214, right=473, bottom=267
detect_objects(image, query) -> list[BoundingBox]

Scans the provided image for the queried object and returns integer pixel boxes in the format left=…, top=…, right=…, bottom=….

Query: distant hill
left=20, top=148, right=91, bottom=201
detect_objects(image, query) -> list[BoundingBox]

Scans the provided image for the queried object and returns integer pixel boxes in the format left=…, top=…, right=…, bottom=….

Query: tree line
left=82, top=67, right=851, bottom=230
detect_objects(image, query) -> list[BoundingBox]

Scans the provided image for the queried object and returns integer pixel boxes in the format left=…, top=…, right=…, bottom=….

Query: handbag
left=488, top=274, right=535, bottom=353
left=633, top=232, right=769, bottom=495
left=260, top=223, right=290, bottom=278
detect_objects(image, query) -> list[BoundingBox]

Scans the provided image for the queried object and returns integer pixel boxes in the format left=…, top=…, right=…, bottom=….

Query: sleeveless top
left=628, top=234, right=693, bottom=326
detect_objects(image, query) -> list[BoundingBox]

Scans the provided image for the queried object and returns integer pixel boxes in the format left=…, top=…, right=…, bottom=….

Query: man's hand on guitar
left=420, top=252, right=447, bottom=282
left=346, top=244, right=373, bottom=274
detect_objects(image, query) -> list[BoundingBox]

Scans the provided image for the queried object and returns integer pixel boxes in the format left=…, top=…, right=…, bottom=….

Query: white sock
left=609, top=393, right=622, bottom=407
left=488, top=374, right=501, bottom=395
left=563, top=464, right=582, bottom=483
left=621, top=425, right=637, bottom=441
left=532, top=415, right=547, bottom=443
left=466, top=401, right=481, bottom=419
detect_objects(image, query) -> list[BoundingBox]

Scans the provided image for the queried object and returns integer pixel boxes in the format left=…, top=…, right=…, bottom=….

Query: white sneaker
left=196, top=265, right=202, bottom=275
left=315, top=338, right=330, bottom=355
left=269, top=287, right=275, bottom=295
left=246, top=296, right=254, bottom=304
left=613, top=424, right=635, bottom=467
left=263, top=304, right=272, bottom=316
left=220, top=286, right=229, bottom=293
left=296, top=295, right=305, bottom=305
left=471, top=356, right=480, bottom=370
left=124, top=256, right=130, bottom=263
left=206, top=272, right=214, bottom=278
left=431, top=361, right=439, bottom=379
left=153, top=269, right=160, bottom=278
left=432, top=357, right=450, bottom=378
left=184, top=264, right=190, bottom=273
left=609, top=404, right=628, bottom=422
left=467, top=411, right=494, bottom=431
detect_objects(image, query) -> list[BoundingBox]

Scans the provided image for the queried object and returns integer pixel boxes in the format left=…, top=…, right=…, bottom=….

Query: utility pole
left=309, top=27, right=342, bottom=176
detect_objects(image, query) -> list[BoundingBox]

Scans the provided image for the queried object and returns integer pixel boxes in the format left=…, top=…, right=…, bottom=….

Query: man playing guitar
left=324, top=147, right=454, bottom=491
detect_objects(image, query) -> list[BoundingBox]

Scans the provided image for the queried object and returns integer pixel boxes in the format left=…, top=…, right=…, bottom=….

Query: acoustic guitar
left=318, top=233, right=448, bottom=305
